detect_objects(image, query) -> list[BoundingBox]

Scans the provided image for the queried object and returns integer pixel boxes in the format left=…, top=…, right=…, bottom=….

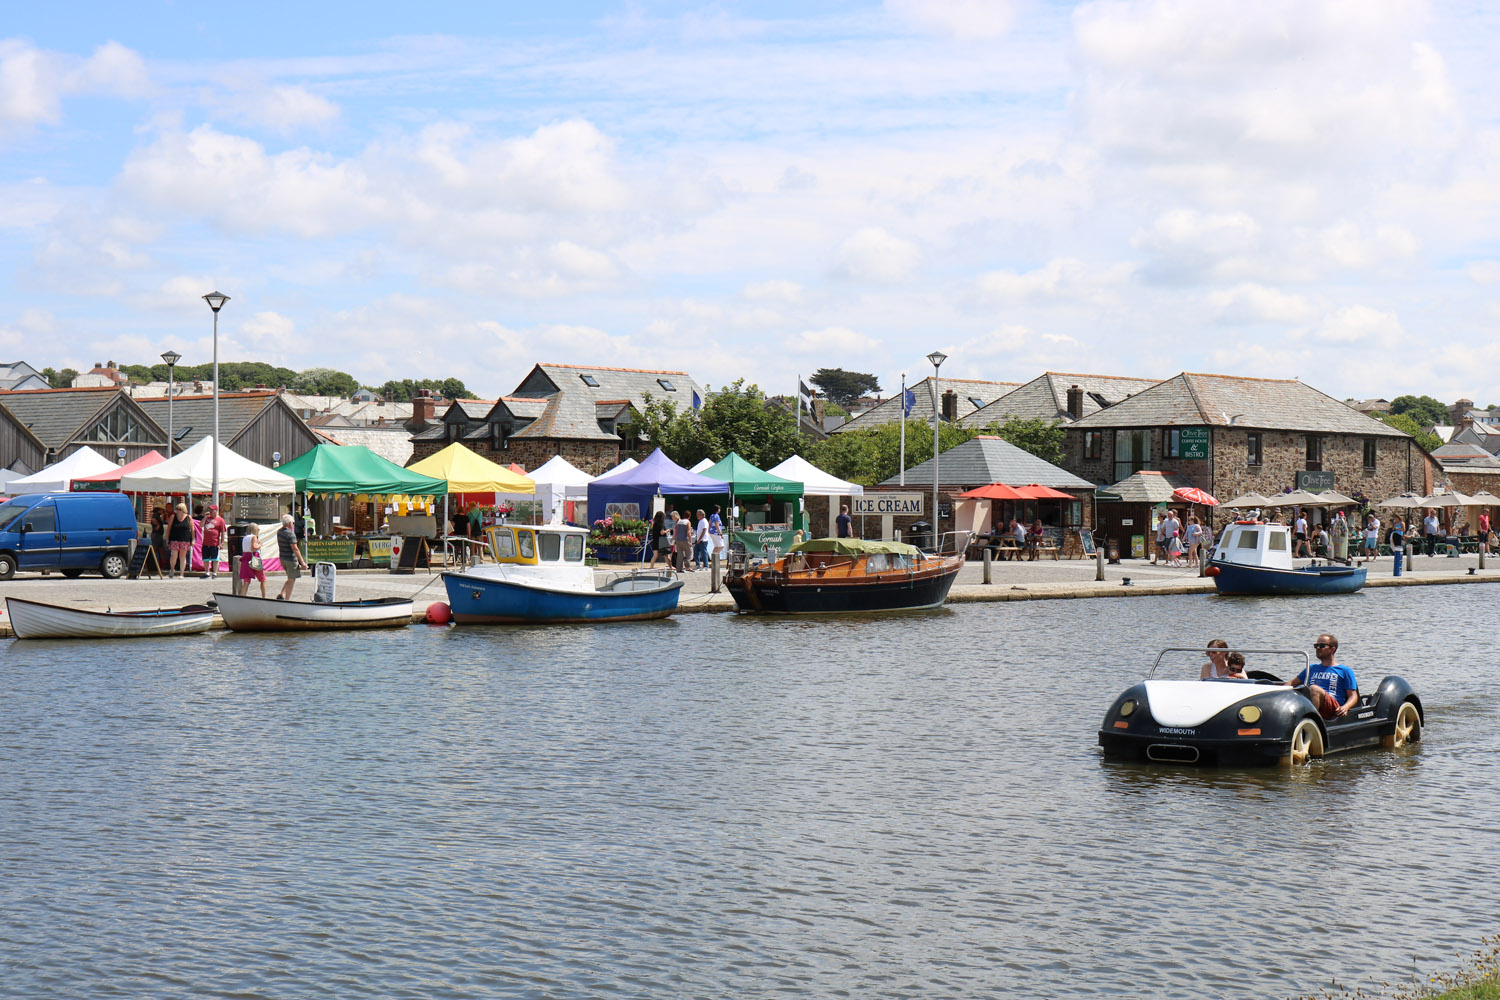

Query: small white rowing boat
left=5, top=596, right=215, bottom=640
left=212, top=591, right=413, bottom=631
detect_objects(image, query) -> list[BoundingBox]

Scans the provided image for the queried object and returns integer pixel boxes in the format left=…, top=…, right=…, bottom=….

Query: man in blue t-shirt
left=1289, top=633, right=1359, bottom=719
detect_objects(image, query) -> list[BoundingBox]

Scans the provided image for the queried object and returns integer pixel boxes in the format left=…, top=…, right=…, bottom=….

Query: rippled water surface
left=3, top=586, right=1497, bottom=999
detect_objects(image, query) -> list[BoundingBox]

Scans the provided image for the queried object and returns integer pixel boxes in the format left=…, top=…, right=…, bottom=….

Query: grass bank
left=1294, top=937, right=1500, bottom=999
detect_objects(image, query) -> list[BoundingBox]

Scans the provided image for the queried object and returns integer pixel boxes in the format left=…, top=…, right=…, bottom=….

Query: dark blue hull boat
left=1209, top=560, right=1366, bottom=596
left=441, top=570, right=682, bottom=624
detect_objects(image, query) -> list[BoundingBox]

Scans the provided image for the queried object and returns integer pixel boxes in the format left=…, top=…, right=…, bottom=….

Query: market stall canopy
left=1378, top=491, right=1426, bottom=508
left=689, top=458, right=715, bottom=473
left=1171, top=486, right=1218, bottom=506
left=789, top=537, right=919, bottom=557
left=119, top=437, right=295, bottom=494
left=529, top=454, right=594, bottom=493
left=7, top=446, right=120, bottom=494
left=766, top=455, right=864, bottom=496
left=701, top=452, right=803, bottom=496
left=600, top=457, right=638, bottom=477
left=277, top=443, right=447, bottom=496
left=1220, top=492, right=1270, bottom=509
left=70, top=450, right=166, bottom=485
left=507, top=463, right=527, bottom=475
left=588, top=448, right=727, bottom=519
left=407, top=443, right=534, bottom=494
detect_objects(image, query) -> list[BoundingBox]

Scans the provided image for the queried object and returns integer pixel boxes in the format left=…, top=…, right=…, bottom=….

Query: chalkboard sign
left=127, top=543, right=163, bottom=580
left=1077, top=528, right=1096, bottom=556
left=391, top=535, right=430, bottom=574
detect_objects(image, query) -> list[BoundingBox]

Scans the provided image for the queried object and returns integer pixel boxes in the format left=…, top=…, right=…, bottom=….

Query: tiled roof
left=1068, top=373, right=1411, bottom=437
left=880, top=434, right=1093, bottom=490
left=0, top=386, right=164, bottom=448
left=965, top=372, right=1161, bottom=427
left=1099, top=470, right=1198, bottom=504
left=836, top=377, right=1020, bottom=433
left=138, top=391, right=279, bottom=448
left=510, top=363, right=704, bottom=441
left=315, top=426, right=415, bottom=466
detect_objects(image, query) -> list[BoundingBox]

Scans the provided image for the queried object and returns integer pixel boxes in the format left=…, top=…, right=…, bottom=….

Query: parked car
left=0, top=492, right=138, bottom=580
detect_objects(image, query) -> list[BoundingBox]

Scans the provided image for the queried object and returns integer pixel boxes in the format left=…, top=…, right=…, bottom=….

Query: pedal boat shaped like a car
left=441, top=523, right=682, bottom=624
left=724, top=536, right=964, bottom=614
left=1098, top=647, right=1423, bottom=767
left=1205, top=520, right=1366, bottom=596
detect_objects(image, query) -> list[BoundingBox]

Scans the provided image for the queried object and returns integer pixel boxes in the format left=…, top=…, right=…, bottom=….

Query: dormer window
left=657, top=379, right=677, bottom=391
left=580, top=374, right=600, bottom=387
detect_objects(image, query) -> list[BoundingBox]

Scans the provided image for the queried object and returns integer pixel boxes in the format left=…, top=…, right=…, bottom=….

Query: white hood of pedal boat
left=1143, top=680, right=1267, bottom=727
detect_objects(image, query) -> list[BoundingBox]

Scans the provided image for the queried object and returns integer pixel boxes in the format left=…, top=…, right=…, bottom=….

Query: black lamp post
left=160, top=350, right=181, bottom=454
left=201, top=291, right=229, bottom=509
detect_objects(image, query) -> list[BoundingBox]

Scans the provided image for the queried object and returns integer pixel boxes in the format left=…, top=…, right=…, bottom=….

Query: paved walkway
left=2, top=550, right=1495, bottom=635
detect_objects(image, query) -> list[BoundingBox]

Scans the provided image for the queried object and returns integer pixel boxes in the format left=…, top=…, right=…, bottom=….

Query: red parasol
left=1172, top=486, right=1218, bottom=506
left=955, top=483, right=1027, bottom=500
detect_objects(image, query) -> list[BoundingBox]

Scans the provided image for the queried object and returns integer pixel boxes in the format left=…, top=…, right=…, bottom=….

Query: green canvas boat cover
left=788, top=537, right=921, bottom=556
left=277, top=443, right=449, bottom=495
left=701, top=452, right=804, bottom=496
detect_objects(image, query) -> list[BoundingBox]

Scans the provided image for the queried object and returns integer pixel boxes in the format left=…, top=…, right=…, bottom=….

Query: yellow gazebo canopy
left=408, top=443, right=535, bottom=494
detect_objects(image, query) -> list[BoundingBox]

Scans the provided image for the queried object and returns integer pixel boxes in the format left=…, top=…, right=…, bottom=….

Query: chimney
left=942, top=389, right=958, bottom=422
left=412, top=396, right=436, bottom=426
left=1066, top=384, right=1084, bottom=420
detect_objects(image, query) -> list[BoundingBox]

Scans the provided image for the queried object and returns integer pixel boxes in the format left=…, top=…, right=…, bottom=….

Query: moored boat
left=725, top=536, right=964, bottom=614
left=5, top=596, right=215, bottom=640
left=442, top=523, right=682, bottom=624
left=1206, top=521, right=1366, bottom=596
left=212, top=591, right=413, bottom=631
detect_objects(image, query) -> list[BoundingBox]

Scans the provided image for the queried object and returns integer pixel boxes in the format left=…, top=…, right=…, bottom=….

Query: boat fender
left=425, top=602, right=452, bottom=625
left=1205, top=565, right=1220, bottom=576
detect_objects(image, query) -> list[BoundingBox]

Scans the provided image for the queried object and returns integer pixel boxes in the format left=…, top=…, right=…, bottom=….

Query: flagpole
left=899, top=371, right=906, bottom=486
left=796, top=374, right=802, bottom=438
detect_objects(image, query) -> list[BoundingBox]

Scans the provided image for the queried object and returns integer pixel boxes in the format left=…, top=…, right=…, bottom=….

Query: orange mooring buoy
left=425, top=601, right=452, bottom=625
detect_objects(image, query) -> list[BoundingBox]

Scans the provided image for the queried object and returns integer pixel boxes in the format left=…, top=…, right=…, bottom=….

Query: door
left=17, top=501, right=60, bottom=569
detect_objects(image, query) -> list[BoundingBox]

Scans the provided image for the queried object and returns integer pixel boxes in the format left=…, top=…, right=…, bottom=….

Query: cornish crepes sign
left=852, top=493, right=924, bottom=516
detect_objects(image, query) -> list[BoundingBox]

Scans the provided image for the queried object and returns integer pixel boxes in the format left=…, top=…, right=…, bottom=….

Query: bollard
left=983, top=548, right=992, bottom=585
left=229, top=554, right=241, bottom=595
left=1096, top=549, right=1105, bottom=582
left=1481, top=547, right=1487, bottom=571
left=1393, top=544, right=1403, bottom=577
left=711, top=550, right=721, bottom=593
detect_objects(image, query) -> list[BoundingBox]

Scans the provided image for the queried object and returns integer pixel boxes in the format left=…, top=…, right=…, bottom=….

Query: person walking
left=167, top=502, right=195, bottom=577
left=1363, top=513, right=1380, bottom=560
left=836, top=505, right=852, bottom=538
left=276, top=513, right=310, bottom=600
left=200, top=503, right=226, bottom=579
left=1293, top=511, right=1310, bottom=559
left=672, top=510, right=691, bottom=573
left=1152, top=512, right=1167, bottom=565
left=649, top=510, right=668, bottom=567
left=150, top=506, right=170, bottom=575
left=693, top=509, right=710, bottom=570
left=708, top=506, right=725, bottom=564
left=1423, top=508, right=1441, bottom=556
left=1185, top=514, right=1202, bottom=564
left=239, top=525, right=267, bottom=598
left=1481, top=509, right=1493, bottom=553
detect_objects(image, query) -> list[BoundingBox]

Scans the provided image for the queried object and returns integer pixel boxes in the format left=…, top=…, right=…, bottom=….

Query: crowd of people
left=647, top=506, right=727, bottom=574
left=145, top=501, right=312, bottom=598
left=1151, top=509, right=1210, bottom=567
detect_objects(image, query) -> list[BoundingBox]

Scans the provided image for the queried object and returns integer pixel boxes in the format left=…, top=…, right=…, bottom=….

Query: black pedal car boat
left=1098, top=647, right=1423, bottom=767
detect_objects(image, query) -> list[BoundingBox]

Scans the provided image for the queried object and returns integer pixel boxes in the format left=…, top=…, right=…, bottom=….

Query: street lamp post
left=160, top=350, right=181, bottom=456
left=927, top=350, right=947, bottom=551
left=202, top=292, right=230, bottom=510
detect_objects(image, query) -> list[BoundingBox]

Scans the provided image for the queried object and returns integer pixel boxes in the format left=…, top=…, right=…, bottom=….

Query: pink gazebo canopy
left=71, top=450, right=166, bottom=483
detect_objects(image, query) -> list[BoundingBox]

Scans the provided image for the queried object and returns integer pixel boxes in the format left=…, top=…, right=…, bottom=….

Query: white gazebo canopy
left=766, top=454, right=864, bottom=496
left=516, top=454, right=595, bottom=523
left=118, top=436, right=294, bottom=495
left=600, top=456, right=638, bottom=477
left=689, top=458, right=716, bottom=473
left=5, top=446, right=117, bottom=495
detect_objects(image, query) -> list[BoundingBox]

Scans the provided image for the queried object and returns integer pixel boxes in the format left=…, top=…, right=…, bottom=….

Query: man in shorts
left=1287, top=633, right=1358, bottom=719
left=276, top=513, right=310, bottom=600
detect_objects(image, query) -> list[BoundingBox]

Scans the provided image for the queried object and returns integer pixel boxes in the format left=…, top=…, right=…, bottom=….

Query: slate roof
left=0, top=361, right=49, bottom=391
left=1453, top=423, right=1500, bottom=455
left=510, top=363, right=704, bottom=441
left=879, top=435, right=1093, bottom=490
left=965, top=372, right=1161, bottom=428
left=138, top=391, right=281, bottom=448
left=835, top=377, right=1020, bottom=433
left=0, top=386, right=166, bottom=448
left=1068, top=373, right=1411, bottom=437
left=313, top=426, right=415, bottom=466
left=1099, top=470, right=1198, bottom=504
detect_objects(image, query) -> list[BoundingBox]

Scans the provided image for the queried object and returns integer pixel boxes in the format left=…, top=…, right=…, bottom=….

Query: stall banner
left=852, top=494, right=923, bottom=516
left=366, top=538, right=392, bottom=567
left=734, top=528, right=795, bottom=557
left=304, top=538, right=357, bottom=565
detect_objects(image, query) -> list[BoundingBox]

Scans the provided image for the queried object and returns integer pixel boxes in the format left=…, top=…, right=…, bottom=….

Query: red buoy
left=1204, top=565, right=1220, bottom=577
left=425, top=601, right=452, bottom=625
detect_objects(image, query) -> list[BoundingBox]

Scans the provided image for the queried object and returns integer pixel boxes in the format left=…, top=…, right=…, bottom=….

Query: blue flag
left=692, top=390, right=702, bottom=411
left=902, top=388, right=915, bottom=416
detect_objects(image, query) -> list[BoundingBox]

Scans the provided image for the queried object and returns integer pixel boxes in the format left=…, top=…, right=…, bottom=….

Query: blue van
left=0, top=492, right=139, bottom=580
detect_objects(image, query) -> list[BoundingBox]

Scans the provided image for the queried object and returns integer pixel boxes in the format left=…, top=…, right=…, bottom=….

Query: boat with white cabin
left=1206, top=520, right=1366, bottom=596
left=441, top=523, right=682, bottom=624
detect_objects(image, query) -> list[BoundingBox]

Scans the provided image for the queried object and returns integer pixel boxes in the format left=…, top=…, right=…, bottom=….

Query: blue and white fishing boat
left=1206, top=520, right=1366, bottom=596
left=441, top=523, right=682, bottom=624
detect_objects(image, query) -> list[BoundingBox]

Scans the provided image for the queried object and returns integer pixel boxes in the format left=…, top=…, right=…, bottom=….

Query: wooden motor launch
left=725, top=535, right=966, bottom=614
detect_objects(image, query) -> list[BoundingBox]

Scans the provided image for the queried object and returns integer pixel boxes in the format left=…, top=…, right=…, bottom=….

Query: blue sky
left=1, top=1, right=1496, bottom=402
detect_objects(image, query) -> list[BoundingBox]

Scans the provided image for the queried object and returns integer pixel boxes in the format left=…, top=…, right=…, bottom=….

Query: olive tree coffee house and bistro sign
left=1173, top=427, right=1210, bottom=460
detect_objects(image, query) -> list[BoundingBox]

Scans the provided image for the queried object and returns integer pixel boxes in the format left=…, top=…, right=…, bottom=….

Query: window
left=1164, top=427, right=1182, bottom=458
left=1305, top=435, right=1323, bottom=472
left=1247, top=433, right=1262, bottom=467
left=578, top=374, right=599, bottom=387
left=516, top=530, right=535, bottom=559
left=1083, top=430, right=1102, bottom=460
left=1113, top=429, right=1152, bottom=482
left=1267, top=531, right=1287, bottom=551
left=968, top=396, right=985, bottom=409
left=537, top=532, right=561, bottom=561
left=656, top=378, right=677, bottom=392
left=1363, top=437, right=1377, bottom=471
left=563, top=534, right=584, bottom=561
left=91, top=407, right=147, bottom=442
left=23, top=504, right=55, bottom=533
left=866, top=553, right=890, bottom=572
left=1236, top=529, right=1260, bottom=549
left=490, top=529, right=515, bottom=559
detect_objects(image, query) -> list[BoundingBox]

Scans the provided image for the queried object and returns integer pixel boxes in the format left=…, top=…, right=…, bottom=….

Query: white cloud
left=239, top=310, right=298, bottom=352
left=0, top=40, right=150, bottom=133
left=782, top=326, right=882, bottom=355
left=885, top=0, right=1019, bottom=40
left=833, top=227, right=922, bottom=282
left=1307, top=304, right=1405, bottom=345
left=1208, top=283, right=1316, bottom=325
left=975, top=257, right=1131, bottom=305
left=741, top=280, right=805, bottom=303
left=1463, top=260, right=1500, bottom=285
left=211, top=83, right=340, bottom=134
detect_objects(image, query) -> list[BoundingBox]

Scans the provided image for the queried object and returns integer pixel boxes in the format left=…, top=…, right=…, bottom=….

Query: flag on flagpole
left=902, top=387, right=915, bottom=417
left=692, top=389, right=702, bottom=411
left=798, top=379, right=813, bottom=406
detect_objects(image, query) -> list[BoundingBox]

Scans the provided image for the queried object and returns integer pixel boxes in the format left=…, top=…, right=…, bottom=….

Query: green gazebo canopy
left=277, top=443, right=448, bottom=496
left=701, top=452, right=803, bottom=496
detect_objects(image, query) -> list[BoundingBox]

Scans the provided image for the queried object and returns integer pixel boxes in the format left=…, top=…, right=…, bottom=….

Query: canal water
left=2, top=585, right=1496, bottom=999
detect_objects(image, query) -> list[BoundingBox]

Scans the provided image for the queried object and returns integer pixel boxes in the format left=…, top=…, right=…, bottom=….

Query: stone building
left=962, top=371, right=1160, bottom=428
left=833, top=376, right=1019, bottom=433
left=1063, top=373, right=1436, bottom=528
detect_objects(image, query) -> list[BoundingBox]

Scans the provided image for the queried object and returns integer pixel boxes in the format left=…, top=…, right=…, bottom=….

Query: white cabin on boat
left=1210, top=521, right=1293, bottom=570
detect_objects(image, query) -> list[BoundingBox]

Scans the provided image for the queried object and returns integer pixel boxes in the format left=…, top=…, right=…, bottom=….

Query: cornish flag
left=798, top=379, right=813, bottom=405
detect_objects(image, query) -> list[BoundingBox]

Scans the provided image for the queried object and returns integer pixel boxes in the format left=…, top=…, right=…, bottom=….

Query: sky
left=2, top=0, right=1498, bottom=403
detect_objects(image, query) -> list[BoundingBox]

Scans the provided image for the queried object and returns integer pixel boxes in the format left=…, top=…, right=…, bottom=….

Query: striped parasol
left=1171, top=486, right=1218, bottom=506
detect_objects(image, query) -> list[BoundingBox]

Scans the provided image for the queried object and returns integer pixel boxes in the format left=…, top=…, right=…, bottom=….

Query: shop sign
left=1296, top=470, right=1336, bottom=491
left=304, top=538, right=356, bottom=565
left=1179, top=427, right=1211, bottom=460
left=852, top=494, right=923, bottom=516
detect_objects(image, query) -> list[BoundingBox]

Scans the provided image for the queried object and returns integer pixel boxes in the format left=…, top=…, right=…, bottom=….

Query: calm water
left=2, top=586, right=1497, bottom=999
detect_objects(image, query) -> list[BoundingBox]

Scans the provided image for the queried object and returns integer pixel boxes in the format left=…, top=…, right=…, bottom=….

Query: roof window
left=968, top=396, right=985, bottom=409
left=657, top=379, right=677, bottom=391
left=580, top=374, right=600, bottom=387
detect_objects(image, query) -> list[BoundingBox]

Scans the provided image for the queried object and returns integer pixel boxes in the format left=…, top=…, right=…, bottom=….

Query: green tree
left=979, top=417, right=1066, bottom=465
left=439, top=377, right=476, bottom=399
left=807, top=419, right=979, bottom=486
left=1388, top=394, right=1450, bottom=428
left=809, top=368, right=882, bottom=408
left=1372, top=411, right=1443, bottom=453
left=291, top=367, right=360, bottom=396
left=634, top=380, right=802, bottom=469
left=44, top=367, right=78, bottom=388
